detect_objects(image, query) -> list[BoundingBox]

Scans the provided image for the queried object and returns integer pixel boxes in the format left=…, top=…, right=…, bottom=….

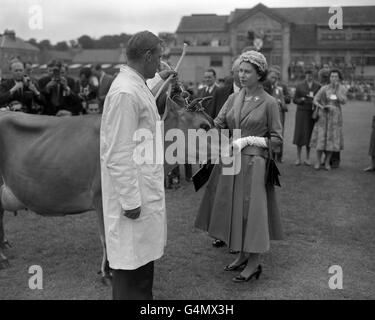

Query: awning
left=68, top=64, right=82, bottom=69
left=113, top=64, right=124, bottom=69
left=31, top=64, right=39, bottom=68
left=84, top=64, right=92, bottom=68
left=101, top=64, right=112, bottom=69
left=38, top=64, right=47, bottom=69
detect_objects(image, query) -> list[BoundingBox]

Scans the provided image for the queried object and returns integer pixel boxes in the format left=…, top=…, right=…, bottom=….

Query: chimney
left=4, top=29, right=16, bottom=40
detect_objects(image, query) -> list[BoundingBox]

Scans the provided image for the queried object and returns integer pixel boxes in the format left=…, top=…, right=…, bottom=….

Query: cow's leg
left=93, top=195, right=111, bottom=285
left=0, top=186, right=12, bottom=249
left=0, top=206, right=10, bottom=269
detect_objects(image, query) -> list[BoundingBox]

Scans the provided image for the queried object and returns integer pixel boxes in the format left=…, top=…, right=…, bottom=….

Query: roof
left=0, top=34, right=39, bottom=52
left=176, top=14, right=228, bottom=33
left=275, top=6, right=375, bottom=25
left=290, top=24, right=375, bottom=50
left=72, top=49, right=126, bottom=64
left=178, top=4, right=375, bottom=33
left=170, top=46, right=232, bottom=55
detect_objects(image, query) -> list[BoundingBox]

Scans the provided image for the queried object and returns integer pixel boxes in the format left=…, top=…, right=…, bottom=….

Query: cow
left=0, top=89, right=213, bottom=283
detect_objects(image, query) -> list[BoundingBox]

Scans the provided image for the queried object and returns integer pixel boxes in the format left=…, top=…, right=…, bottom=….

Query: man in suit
left=41, top=63, right=81, bottom=116
left=263, top=66, right=290, bottom=162
left=197, top=68, right=219, bottom=112
left=93, top=64, right=114, bottom=111
left=0, top=60, right=45, bottom=113
left=208, top=58, right=241, bottom=119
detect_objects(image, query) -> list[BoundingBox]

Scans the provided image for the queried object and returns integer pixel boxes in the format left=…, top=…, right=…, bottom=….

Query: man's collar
left=121, top=65, right=146, bottom=83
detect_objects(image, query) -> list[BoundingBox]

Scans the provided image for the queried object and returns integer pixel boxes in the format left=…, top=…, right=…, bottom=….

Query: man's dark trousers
left=112, top=261, right=154, bottom=300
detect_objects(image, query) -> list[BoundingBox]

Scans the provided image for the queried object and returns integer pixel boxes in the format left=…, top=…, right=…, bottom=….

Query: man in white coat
left=100, top=31, right=175, bottom=300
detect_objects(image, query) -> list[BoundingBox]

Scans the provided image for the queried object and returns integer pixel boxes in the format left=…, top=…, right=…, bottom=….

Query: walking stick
left=155, top=43, right=187, bottom=100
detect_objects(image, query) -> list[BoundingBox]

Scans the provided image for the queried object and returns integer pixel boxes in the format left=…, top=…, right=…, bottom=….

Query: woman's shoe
left=232, top=265, right=262, bottom=282
left=224, top=260, right=248, bottom=271
left=212, top=239, right=225, bottom=247
left=314, top=163, right=320, bottom=170
left=325, top=164, right=331, bottom=171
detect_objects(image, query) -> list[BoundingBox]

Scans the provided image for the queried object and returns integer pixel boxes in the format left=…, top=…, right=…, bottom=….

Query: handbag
left=265, top=135, right=281, bottom=187
left=265, top=103, right=281, bottom=187
left=192, top=163, right=214, bottom=192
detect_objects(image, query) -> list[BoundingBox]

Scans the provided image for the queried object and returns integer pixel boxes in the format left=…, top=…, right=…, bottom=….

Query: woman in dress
left=310, top=69, right=347, bottom=170
left=195, top=51, right=284, bottom=283
left=292, top=70, right=321, bottom=165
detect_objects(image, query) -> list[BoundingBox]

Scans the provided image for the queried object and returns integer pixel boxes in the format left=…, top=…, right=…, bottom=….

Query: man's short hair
left=305, top=69, right=313, bottom=75
left=126, top=31, right=162, bottom=62
left=9, top=59, right=23, bottom=70
left=205, top=68, right=216, bottom=77
left=94, top=63, right=102, bottom=71
left=47, top=60, right=57, bottom=68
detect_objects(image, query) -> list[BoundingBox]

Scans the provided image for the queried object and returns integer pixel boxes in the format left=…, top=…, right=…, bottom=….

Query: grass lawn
left=0, top=100, right=374, bottom=300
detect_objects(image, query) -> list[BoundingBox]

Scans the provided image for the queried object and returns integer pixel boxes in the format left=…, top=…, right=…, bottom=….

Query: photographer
left=41, top=63, right=81, bottom=116
left=0, top=60, right=45, bottom=113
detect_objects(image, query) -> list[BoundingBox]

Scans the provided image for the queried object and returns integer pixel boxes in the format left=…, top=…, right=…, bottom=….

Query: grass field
left=0, top=100, right=374, bottom=300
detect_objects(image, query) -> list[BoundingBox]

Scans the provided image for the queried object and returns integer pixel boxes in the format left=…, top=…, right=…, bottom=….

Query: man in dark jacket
left=41, top=63, right=81, bottom=116
left=0, top=60, right=44, bottom=113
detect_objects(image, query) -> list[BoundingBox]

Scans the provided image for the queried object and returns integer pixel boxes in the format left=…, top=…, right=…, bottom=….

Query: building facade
left=0, top=30, right=39, bottom=75
left=172, top=3, right=375, bottom=84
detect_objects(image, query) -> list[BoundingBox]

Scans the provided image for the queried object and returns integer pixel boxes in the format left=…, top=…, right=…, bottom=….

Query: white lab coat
left=100, top=65, right=166, bottom=270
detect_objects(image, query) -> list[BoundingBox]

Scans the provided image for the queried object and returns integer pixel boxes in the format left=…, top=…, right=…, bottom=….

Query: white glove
left=232, top=136, right=268, bottom=154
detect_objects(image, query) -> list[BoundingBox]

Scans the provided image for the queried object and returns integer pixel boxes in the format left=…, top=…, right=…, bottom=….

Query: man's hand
left=123, top=206, right=141, bottom=220
left=28, top=82, right=40, bottom=95
left=46, top=80, right=57, bottom=92
left=158, top=70, right=177, bottom=81
left=56, top=109, right=72, bottom=117
left=10, top=81, right=24, bottom=95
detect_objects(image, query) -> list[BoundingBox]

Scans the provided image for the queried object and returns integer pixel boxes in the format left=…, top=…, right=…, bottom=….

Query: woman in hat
left=195, top=51, right=284, bottom=283
left=310, top=69, right=347, bottom=170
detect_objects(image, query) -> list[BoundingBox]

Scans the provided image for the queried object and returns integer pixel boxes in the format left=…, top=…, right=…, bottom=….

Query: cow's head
left=156, top=85, right=214, bottom=172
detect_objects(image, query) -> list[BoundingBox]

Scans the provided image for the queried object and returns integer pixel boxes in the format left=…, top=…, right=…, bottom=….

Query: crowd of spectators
left=0, top=59, right=114, bottom=116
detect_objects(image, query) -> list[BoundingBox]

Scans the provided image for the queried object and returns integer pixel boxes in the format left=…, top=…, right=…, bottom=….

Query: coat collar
left=233, top=86, right=265, bottom=128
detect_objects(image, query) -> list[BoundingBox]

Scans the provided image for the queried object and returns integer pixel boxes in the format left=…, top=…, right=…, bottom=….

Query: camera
left=23, top=75, right=30, bottom=86
left=52, top=67, right=62, bottom=82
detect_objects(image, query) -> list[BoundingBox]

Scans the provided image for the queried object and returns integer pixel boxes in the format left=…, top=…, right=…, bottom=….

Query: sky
left=0, top=0, right=374, bottom=44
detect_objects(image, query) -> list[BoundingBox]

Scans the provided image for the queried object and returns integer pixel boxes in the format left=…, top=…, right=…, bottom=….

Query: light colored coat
left=100, top=65, right=166, bottom=270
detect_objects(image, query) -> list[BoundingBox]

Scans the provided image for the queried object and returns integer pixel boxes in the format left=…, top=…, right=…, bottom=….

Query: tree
left=77, top=35, right=95, bottom=49
left=54, top=41, right=69, bottom=51
left=27, top=38, right=39, bottom=48
left=39, top=39, right=52, bottom=51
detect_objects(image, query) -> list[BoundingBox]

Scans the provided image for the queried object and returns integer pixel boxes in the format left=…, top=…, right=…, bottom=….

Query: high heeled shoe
left=224, top=260, right=248, bottom=271
left=232, top=265, right=262, bottom=283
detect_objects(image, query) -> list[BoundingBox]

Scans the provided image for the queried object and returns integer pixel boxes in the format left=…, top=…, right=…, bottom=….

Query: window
left=367, top=57, right=375, bottom=65
left=210, top=56, right=223, bottom=67
left=321, top=32, right=346, bottom=40
left=351, top=56, right=375, bottom=66
left=352, top=32, right=375, bottom=41
left=270, top=55, right=282, bottom=65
